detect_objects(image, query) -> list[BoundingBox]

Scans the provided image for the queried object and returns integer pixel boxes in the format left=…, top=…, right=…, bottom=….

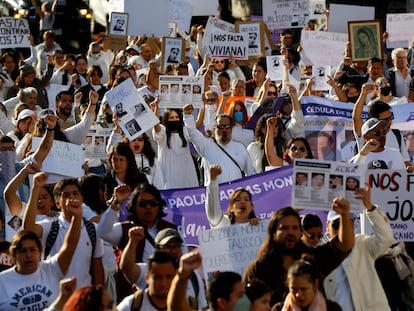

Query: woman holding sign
left=205, top=164, right=259, bottom=228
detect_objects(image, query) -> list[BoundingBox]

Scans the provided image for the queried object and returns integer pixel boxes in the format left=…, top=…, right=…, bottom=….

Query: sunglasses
left=206, top=98, right=217, bottom=103
left=216, top=124, right=232, bottom=129
left=370, top=129, right=389, bottom=137
left=214, top=60, right=225, bottom=64
left=290, top=145, right=306, bottom=153
left=267, top=91, right=277, bottom=96
left=137, top=199, right=159, bottom=208
left=303, top=231, right=323, bottom=240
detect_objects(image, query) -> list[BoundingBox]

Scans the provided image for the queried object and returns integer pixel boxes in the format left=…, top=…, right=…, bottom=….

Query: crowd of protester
left=0, top=3, right=414, bottom=311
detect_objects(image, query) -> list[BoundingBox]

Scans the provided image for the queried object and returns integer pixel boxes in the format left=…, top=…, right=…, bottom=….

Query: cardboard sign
left=203, top=31, right=249, bottom=60
left=262, top=0, right=310, bottom=30
left=198, top=221, right=269, bottom=281
left=311, top=65, right=330, bottom=91
left=386, top=13, right=414, bottom=49
left=108, top=12, right=128, bottom=50
left=159, top=75, right=204, bottom=108
left=0, top=17, right=30, bottom=48
left=300, top=30, right=348, bottom=66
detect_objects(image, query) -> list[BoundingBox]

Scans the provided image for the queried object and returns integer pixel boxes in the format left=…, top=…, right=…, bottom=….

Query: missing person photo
left=125, top=119, right=141, bottom=136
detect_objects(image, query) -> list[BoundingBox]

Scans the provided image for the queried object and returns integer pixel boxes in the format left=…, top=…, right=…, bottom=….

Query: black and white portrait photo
left=125, top=119, right=141, bottom=136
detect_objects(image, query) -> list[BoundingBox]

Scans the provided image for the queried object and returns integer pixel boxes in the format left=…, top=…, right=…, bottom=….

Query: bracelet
left=46, top=127, right=55, bottom=131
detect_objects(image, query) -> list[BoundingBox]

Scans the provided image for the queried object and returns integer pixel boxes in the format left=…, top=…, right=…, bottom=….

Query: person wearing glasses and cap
left=349, top=117, right=405, bottom=170
left=352, top=91, right=413, bottom=171
left=323, top=186, right=394, bottom=311
left=120, top=227, right=208, bottom=311
left=97, top=183, right=176, bottom=302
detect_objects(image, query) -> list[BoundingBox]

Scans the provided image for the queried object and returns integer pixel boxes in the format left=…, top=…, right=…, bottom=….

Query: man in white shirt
left=183, top=104, right=255, bottom=184
left=350, top=117, right=405, bottom=170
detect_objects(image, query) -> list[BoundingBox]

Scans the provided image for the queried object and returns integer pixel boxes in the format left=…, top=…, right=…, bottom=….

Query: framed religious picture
left=161, top=37, right=185, bottom=72
left=348, top=20, right=382, bottom=61
left=235, top=20, right=266, bottom=57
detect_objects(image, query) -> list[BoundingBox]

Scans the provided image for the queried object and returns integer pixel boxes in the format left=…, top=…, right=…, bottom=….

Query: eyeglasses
left=370, top=129, right=389, bottom=136
left=214, top=60, right=225, bottom=64
left=216, top=124, right=232, bottom=129
left=206, top=98, right=217, bottom=103
left=137, top=199, right=159, bottom=208
left=267, top=91, right=277, bottom=96
left=303, top=231, right=323, bottom=240
left=376, top=81, right=390, bottom=87
left=290, top=145, right=306, bottom=153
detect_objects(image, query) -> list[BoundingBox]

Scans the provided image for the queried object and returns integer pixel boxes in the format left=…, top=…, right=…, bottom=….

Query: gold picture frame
left=348, top=20, right=382, bottom=61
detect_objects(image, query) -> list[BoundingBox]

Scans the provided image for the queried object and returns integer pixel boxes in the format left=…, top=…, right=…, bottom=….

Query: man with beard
left=55, top=90, right=76, bottom=129
left=350, top=118, right=405, bottom=170
left=183, top=104, right=255, bottom=185
left=243, top=203, right=354, bottom=307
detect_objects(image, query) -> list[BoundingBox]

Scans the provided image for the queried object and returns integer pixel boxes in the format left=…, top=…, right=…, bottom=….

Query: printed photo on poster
left=161, top=37, right=185, bottom=72
left=109, top=12, right=128, bottom=36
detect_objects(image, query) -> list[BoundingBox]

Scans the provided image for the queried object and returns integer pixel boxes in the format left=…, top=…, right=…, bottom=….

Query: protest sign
left=81, top=125, right=112, bottom=160
left=32, top=137, right=85, bottom=181
left=198, top=221, right=269, bottom=281
left=202, top=31, right=249, bottom=60
left=245, top=96, right=285, bottom=130
left=161, top=37, right=185, bottom=72
left=300, top=30, right=348, bottom=66
left=386, top=13, right=414, bottom=49
left=236, top=20, right=266, bottom=57
left=0, top=17, right=30, bottom=49
left=366, top=170, right=414, bottom=242
left=204, top=16, right=235, bottom=35
left=108, top=12, right=128, bottom=50
left=159, top=75, right=204, bottom=108
left=293, top=159, right=364, bottom=211
left=266, top=55, right=285, bottom=81
left=124, top=0, right=169, bottom=37
left=311, top=65, right=330, bottom=91
left=309, top=0, right=326, bottom=19
left=191, top=0, right=217, bottom=16
left=328, top=4, right=374, bottom=33
left=163, top=165, right=294, bottom=245
left=169, top=0, right=192, bottom=33
left=262, top=0, right=310, bottom=31
left=105, top=78, right=159, bottom=140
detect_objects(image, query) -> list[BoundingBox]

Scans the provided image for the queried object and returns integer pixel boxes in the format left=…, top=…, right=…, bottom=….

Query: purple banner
left=162, top=166, right=294, bottom=245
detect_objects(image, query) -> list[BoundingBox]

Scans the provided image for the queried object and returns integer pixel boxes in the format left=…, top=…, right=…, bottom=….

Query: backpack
left=130, top=272, right=200, bottom=311
left=376, top=242, right=414, bottom=309
left=44, top=218, right=97, bottom=260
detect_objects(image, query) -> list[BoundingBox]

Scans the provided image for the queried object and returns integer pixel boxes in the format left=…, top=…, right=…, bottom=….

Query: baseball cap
left=38, top=108, right=56, bottom=119
left=155, top=228, right=183, bottom=246
left=361, top=118, right=388, bottom=136
left=17, top=109, right=36, bottom=121
left=327, top=210, right=356, bottom=222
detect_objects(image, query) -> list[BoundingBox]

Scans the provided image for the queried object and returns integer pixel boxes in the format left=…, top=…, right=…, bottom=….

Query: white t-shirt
left=0, top=256, right=63, bottom=310
left=349, top=147, right=406, bottom=170
left=38, top=215, right=104, bottom=288
left=117, top=289, right=167, bottom=311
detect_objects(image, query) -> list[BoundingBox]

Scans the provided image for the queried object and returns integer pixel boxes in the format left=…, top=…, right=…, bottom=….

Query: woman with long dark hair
left=153, top=101, right=198, bottom=189
left=205, top=164, right=258, bottom=227
left=102, top=142, right=147, bottom=221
